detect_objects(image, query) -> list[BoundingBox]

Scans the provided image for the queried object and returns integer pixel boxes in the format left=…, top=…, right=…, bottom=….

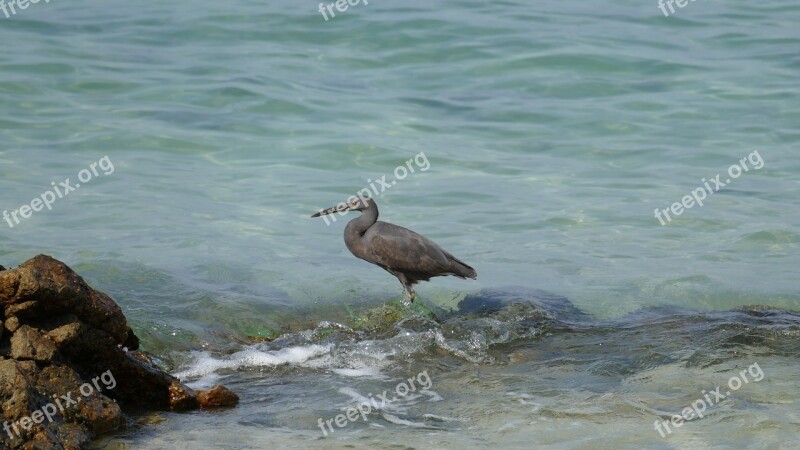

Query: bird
left=311, top=196, right=477, bottom=303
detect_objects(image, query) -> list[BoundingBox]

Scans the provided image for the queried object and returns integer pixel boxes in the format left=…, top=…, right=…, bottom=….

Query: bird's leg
left=402, top=286, right=417, bottom=305
left=394, top=272, right=416, bottom=306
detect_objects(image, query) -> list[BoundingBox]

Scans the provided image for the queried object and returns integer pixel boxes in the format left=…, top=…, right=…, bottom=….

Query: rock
left=4, top=315, right=20, bottom=333
left=168, top=380, right=199, bottom=410
left=348, top=297, right=438, bottom=335
left=44, top=315, right=84, bottom=348
left=10, top=325, right=57, bottom=362
left=0, top=255, right=239, bottom=449
left=198, top=385, right=240, bottom=408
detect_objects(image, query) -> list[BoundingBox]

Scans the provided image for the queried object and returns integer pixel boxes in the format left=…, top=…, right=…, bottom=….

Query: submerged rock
left=0, top=255, right=238, bottom=449
left=348, top=297, right=438, bottom=335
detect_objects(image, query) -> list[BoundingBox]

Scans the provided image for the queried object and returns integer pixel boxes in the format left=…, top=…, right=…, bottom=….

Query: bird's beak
left=311, top=203, right=349, bottom=218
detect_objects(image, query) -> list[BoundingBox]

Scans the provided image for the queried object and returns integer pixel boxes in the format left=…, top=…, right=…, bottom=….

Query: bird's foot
left=402, top=289, right=416, bottom=307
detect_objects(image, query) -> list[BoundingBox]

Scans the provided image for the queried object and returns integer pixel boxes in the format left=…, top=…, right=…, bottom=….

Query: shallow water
left=1, top=0, right=799, bottom=448
left=92, top=291, right=800, bottom=449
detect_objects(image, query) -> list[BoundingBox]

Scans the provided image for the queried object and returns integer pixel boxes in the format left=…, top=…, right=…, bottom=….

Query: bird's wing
left=365, top=222, right=452, bottom=275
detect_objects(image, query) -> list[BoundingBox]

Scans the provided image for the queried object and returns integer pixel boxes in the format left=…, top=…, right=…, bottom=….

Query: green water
left=1, top=0, right=799, bottom=448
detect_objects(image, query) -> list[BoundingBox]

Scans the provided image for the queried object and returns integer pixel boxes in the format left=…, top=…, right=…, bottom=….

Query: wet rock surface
left=0, top=255, right=238, bottom=449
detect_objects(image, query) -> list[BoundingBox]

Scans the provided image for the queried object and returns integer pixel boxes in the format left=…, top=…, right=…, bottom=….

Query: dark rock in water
left=0, top=255, right=239, bottom=449
left=452, top=286, right=587, bottom=323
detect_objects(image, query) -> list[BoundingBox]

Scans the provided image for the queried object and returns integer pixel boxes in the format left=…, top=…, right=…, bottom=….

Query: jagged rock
left=44, top=315, right=84, bottom=348
left=0, top=255, right=239, bottom=449
left=0, top=359, right=123, bottom=448
left=10, top=325, right=57, bottom=362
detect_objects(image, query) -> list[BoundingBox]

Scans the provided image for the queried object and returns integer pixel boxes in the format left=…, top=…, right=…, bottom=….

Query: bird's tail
left=449, top=256, right=477, bottom=280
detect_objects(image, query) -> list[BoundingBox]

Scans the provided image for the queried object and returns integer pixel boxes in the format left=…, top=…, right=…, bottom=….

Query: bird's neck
left=344, top=204, right=378, bottom=239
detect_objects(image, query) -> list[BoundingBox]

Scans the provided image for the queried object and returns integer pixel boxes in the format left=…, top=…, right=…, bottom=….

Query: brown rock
left=10, top=325, right=57, bottom=362
left=168, top=380, right=200, bottom=410
left=0, top=359, right=99, bottom=448
left=198, top=385, right=240, bottom=408
left=0, top=255, right=238, bottom=449
left=0, top=269, right=20, bottom=304
left=5, top=300, right=39, bottom=319
left=44, top=315, right=84, bottom=348
left=4, top=315, right=20, bottom=333
left=1, top=256, right=128, bottom=342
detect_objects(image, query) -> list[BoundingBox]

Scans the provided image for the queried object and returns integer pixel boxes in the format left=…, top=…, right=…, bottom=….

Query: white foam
left=173, top=344, right=332, bottom=380
left=381, top=413, right=430, bottom=428
left=332, top=367, right=384, bottom=377
left=172, top=329, right=436, bottom=385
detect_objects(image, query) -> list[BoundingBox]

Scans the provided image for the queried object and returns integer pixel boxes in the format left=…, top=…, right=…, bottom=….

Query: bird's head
left=311, top=195, right=372, bottom=217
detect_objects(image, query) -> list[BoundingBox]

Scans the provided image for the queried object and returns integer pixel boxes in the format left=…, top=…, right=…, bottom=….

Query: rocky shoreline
left=0, top=255, right=238, bottom=449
